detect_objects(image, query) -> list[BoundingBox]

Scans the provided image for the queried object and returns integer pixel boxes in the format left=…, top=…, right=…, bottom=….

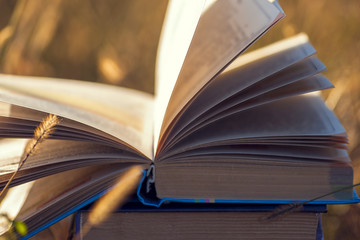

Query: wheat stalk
left=0, top=114, right=61, bottom=198
left=80, top=165, right=143, bottom=238
left=261, top=202, right=303, bottom=222
left=262, top=182, right=360, bottom=221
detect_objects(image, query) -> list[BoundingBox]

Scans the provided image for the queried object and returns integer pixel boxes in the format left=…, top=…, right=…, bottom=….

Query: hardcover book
left=76, top=202, right=327, bottom=240
left=0, top=0, right=357, bottom=239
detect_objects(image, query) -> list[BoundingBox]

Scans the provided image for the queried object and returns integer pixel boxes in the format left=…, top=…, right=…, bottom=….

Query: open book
left=0, top=0, right=357, bottom=238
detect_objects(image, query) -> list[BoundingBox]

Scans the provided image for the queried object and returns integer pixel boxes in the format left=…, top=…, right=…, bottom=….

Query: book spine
left=146, top=164, right=155, bottom=193
left=137, top=166, right=164, bottom=207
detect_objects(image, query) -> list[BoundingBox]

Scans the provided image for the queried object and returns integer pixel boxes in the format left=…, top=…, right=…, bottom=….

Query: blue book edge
left=19, top=191, right=108, bottom=240
left=20, top=169, right=359, bottom=239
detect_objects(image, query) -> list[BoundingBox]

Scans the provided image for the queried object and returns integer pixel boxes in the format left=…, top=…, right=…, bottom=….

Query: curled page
left=155, top=0, right=284, bottom=154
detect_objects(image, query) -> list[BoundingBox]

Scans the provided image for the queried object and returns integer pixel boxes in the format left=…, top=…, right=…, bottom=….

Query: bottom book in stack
left=75, top=202, right=326, bottom=240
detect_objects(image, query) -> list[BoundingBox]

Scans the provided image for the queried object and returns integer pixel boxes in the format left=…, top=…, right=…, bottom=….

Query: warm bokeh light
left=0, top=0, right=359, bottom=239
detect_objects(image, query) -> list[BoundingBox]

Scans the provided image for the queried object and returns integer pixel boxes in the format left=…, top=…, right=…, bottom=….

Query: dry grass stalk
left=80, top=165, right=143, bottom=238
left=262, top=182, right=360, bottom=222
left=261, top=202, right=303, bottom=222
left=23, top=114, right=61, bottom=160
left=0, top=114, right=61, bottom=198
left=0, top=26, right=13, bottom=49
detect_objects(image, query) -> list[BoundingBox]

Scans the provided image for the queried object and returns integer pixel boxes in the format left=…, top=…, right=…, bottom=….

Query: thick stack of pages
left=76, top=203, right=326, bottom=240
left=0, top=0, right=357, bottom=239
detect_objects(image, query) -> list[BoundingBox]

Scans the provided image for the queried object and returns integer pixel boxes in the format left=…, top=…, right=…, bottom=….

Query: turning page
left=155, top=0, right=284, bottom=154
left=154, top=0, right=206, bottom=153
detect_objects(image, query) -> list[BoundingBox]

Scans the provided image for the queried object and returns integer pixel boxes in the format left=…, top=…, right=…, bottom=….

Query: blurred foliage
left=0, top=0, right=359, bottom=239
left=0, top=0, right=167, bottom=93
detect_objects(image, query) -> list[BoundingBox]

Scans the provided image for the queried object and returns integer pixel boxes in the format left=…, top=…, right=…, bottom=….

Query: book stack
left=0, top=0, right=357, bottom=239
left=76, top=201, right=326, bottom=240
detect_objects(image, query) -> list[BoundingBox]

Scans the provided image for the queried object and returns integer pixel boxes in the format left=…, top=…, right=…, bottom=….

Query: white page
left=154, top=0, right=206, bottom=153
left=167, top=144, right=350, bottom=163
left=163, top=73, right=333, bottom=153
left=0, top=74, right=154, bottom=158
left=161, top=34, right=317, bottom=149
left=0, top=181, right=34, bottom=234
left=156, top=0, right=284, bottom=153
left=167, top=93, right=347, bottom=154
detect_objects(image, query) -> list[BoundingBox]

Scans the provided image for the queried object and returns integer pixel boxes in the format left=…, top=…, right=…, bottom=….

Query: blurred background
left=0, top=0, right=359, bottom=239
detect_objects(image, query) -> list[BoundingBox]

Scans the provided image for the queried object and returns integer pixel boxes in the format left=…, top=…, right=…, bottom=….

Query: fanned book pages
left=0, top=0, right=357, bottom=239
